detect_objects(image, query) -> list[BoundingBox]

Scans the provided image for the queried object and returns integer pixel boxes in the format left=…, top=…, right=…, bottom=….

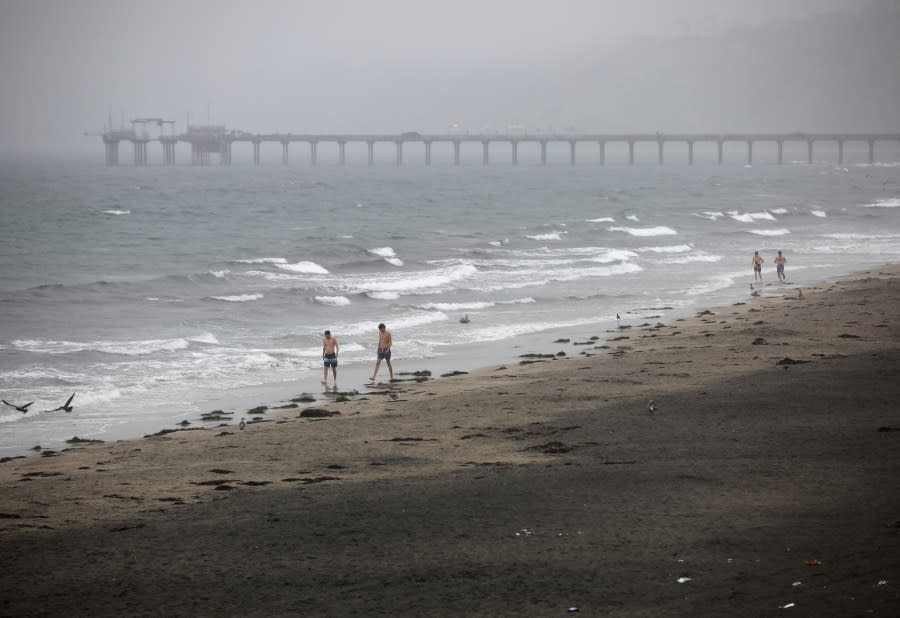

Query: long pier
left=88, top=123, right=900, bottom=167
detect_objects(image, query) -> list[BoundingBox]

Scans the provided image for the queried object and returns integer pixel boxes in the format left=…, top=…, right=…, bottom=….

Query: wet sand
left=1, top=266, right=898, bottom=616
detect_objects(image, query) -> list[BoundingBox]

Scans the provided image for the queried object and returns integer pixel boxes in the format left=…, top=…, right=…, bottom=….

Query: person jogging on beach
left=322, top=330, right=339, bottom=387
left=774, top=250, right=787, bottom=282
left=752, top=250, right=764, bottom=282
left=370, top=323, right=393, bottom=382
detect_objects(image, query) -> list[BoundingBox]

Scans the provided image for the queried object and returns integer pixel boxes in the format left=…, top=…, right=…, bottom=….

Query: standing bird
left=459, top=314, right=470, bottom=324
left=45, top=393, right=75, bottom=413
left=2, top=400, right=34, bottom=413
left=648, top=400, right=657, bottom=414
left=750, top=283, right=760, bottom=297
left=239, top=417, right=246, bottom=431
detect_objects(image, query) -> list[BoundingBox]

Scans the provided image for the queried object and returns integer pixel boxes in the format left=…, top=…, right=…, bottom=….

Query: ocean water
left=1, top=153, right=899, bottom=456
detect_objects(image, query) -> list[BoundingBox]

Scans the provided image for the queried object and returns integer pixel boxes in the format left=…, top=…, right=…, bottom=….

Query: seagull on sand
left=239, top=417, right=246, bottom=430
left=44, top=392, right=75, bottom=413
left=2, top=400, right=34, bottom=413
left=750, top=283, right=760, bottom=297
left=648, top=400, right=657, bottom=414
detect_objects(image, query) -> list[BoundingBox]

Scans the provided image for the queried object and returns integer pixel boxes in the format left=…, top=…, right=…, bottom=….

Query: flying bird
left=2, top=400, right=34, bottom=413
left=45, top=392, right=75, bottom=413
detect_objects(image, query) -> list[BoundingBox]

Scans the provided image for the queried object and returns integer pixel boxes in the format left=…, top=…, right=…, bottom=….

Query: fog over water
left=0, top=0, right=898, bottom=154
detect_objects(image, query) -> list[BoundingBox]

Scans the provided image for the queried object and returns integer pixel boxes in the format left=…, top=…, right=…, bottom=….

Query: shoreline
left=1, top=265, right=898, bottom=615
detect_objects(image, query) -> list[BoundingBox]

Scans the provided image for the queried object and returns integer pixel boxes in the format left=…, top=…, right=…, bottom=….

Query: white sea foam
left=340, top=311, right=449, bottom=336
left=276, top=261, right=329, bottom=274
left=210, top=293, right=263, bottom=302
left=638, top=244, right=692, bottom=254
left=747, top=228, right=791, bottom=236
left=103, top=209, right=130, bottom=215
left=369, top=247, right=404, bottom=266
left=418, top=301, right=495, bottom=311
left=625, top=215, right=640, bottom=222
left=770, top=208, right=789, bottom=215
left=863, top=198, right=900, bottom=208
left=693, top=211, right=724, bottom=221
left=349, top=263, right=478, bottom=295
left=235, top=257, right=287, bottom=265
left=586, top=217, right=615, bottom=223
left=608, top=226, right=677, bottom=237
left=661, top=252, right=722, bottom=264
left=525, top=231, right=566, bottom=241
left=810, top=210, right=827, bottom=218
left=315, top=295, right=351, bottom=306
left=11, top=335, right=218, bottom=356
left=210, top=270, right=230, bottom=278
left=730, top=211, right=776, bottom=222
left=367, top=291, right=400, bottom=300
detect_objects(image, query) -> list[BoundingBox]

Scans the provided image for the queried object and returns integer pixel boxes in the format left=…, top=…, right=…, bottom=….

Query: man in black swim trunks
left=370, top=323, right=393, bottom=382
left=322, top=330, right=339, bottom=387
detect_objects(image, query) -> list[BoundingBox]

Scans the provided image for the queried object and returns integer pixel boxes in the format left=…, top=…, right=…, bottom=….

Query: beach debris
left=876, top=580, right=888, bottom=586
left=838, top=333, right=861, bottom=339
left=805, top=559, right=822, bottom=566
left=752, top=337, right=768, bottom=345
left=291, top=394, right=317, bottom=403
left=514, top=528, right=535, bottom=537
left=648, top=400, right=657, bottom=414
left=792, top=581, right=802, bottom=587
left=567, top=608, right=580, bottom=614
left=65, top=436, right=104, bottom=444
left=43, top=392, right=75, bottom=413
left=677, top=577, right=691, bottom=584
left=877, top=426, right=900, bottom=432
left=441, top=370, right=469, bottom=377
left=238, top=417, right=246, bottom=430
left=247, top=405, right=267, bottom=415
left=776, top=357, right=810, bottom=365
left=2, top=400, right=33, bottom=413
left=527, top=441, right=572, bottom=454
left=779, top=602, right=796, bottom=609
left=299, top=408, right=340, bottom=418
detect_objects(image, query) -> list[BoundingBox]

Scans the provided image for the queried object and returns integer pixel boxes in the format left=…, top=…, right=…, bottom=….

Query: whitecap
left=810, top=210, right=827, bottom=218
left=586, top=217, right=615, bottom=223
left=103, top=209, right=130, bottom=215
left=369, top=247, right=398, bottom=258
left=385, top=257, right=404, bottom=267
left=625, top=215, right=640, bottom=222
left=693, top=211, right=725, bottom=221
left=863, top=198, right=900, bottom=208
left=315, top=296, right=351, bottom=307
left=525, top=231, right=566, bottom=241
left=234, top=257, right=288, bottom=265
left=210, top=270, right=229, bottom=278
left=276, top=261, right=329, bottom=274
left=418, top=301, right=495, bottom=311
left=747, top=228, right=791, bottom=236
left=608, top=226, right=677, bottom=237
left=210, top=293, right=263, bottom=302
left=730, top=211, right=776, bottom=223
left=770, top=208, right=789, bottom=214
left=638, top=244, right=692, bottom=254
left=367, top=291, right=400, bottom=300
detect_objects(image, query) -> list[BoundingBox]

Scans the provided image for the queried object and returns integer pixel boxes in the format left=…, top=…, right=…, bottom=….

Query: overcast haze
left=0, top=0, right=897, bottom=154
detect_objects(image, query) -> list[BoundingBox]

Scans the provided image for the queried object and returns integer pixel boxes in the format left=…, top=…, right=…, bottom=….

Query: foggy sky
left=0, top=0, right=896, bottom=154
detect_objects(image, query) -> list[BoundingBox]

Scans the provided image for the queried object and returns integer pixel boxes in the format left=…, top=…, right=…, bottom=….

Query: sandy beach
left=1, top=266, right=898, bottom=617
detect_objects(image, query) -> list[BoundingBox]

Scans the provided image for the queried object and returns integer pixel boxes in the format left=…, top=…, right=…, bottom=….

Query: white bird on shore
left=648, top=400, right=657, bottom=414
left=750, top=283, right=760, bottom=297
left=44, top=392, right=75, bottom=413
left=2, top=400, right=34, bottom=413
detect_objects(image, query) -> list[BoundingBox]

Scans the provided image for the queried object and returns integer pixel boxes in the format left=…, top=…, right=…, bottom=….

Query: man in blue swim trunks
left=322, top=330, right=339, bottom=387
left=370, top=323, right=393, bottom=382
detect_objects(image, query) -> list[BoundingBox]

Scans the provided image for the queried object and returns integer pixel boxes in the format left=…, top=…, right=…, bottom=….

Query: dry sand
left=1, top=266, right=898, bottom=617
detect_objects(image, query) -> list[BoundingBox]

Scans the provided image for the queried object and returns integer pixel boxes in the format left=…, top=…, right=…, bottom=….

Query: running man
left=774, top=250, right=787, bottom=282
left=370, top=323, right=393, bottom=382
left=322, top=330, right=339, bottom=387
left=752, top=250, right=764, bottom=282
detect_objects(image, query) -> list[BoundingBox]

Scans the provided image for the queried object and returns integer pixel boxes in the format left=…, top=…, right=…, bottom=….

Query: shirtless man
left=752, top=250, right=764, bottom=283
left=774, top=250, right=787, bottom=282
left=322, top=330, right=339, bottom=387
left=370, top=323, right=393, bottom=382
